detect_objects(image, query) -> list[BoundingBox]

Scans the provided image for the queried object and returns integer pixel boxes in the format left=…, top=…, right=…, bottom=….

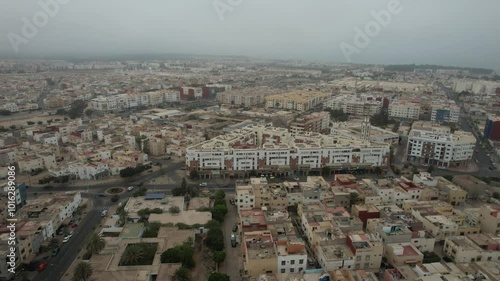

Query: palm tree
left=72, top=262, right=93, bottom=281
left=85, top=233, right=105, bottom=254
left=120, top=245, right=144, bottom=265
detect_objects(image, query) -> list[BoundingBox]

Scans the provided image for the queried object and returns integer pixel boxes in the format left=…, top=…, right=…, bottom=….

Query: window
left=291, top=260, right=295, bottom=265
left=281, top=261, right=286, bottom=265
left=356, top=256, right=362, bottom=261
left=281, top=269, right=285, bottom=273
left=299, top=267, right=303, bottom=272
left=299, top=259, right=304, bottom=264
left=290, top=268, right=295, bottom=273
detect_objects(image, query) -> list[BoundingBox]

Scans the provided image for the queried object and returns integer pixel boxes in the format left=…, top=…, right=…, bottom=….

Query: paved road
left=219, top=198, right=240, bottom=280
left=32, top=195, right=110, bottom=281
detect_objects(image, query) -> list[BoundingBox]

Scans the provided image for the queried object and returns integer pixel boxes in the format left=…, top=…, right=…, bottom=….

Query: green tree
left=85, top=233, right=105, bottom=254
left=37, top=121, right=43, bottom=125
left=138, top=208, right=151, bottom=219
left=111, top=195, right=119, bottom=203
left=350, top=192, right=360, bottom=207
left=181, top=177, right=187, bottom=191
left=160, top=243, right=195, bottom=268
left=56, top=108, right=67, bottom=115
left=189, top=169, right=199, bottom=180
left=169, top=206, right=180, bottom=214
left=492, top=192, right=500, bottom=199
left=85, top=109, right=93, bottom=117
left=443, top=175, right=454, bottom=182
left=211, top=204, right=228, bottom=222
left=142, top=222, right=161, bottom=238
left=205, top=220, right=221, bottom=230
left=27, top=121, right=35, bottom=125
left=205, top=228, right=224, bottom=251
left=117, top=208, right=128, bottom=227
left=120, top=244, right=145, bottom=265
left=208, top=273, right=230, bottom=281
left=68, top=99, right=87, bottom=119
left=173, top=267, right=191, bottom=281
left=212, top=250, right=226, bottom=265
left=72, top=261, right=93, bottom=281
left=214, top=190, right=226, bottom=200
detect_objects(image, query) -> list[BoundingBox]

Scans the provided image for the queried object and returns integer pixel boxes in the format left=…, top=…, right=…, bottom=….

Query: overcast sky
left=1, top=0, right=499, bottom=69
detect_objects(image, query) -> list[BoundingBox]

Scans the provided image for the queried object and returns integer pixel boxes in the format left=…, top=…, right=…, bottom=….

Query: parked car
left=137, top=182, right=144, bottom=186
left=229, top=199, right=235, bottom=205
left=71, top=223, right=78, bottom=228
left=97, top=193, right=107, bottom=197
left=51, top=247, right=60, bottom=256
left=232, top=224, right=238, bottom=232
left=37, top=262, right=48, bottom=271
left=199, top=182, right=208, bottom=187
left=62, top=234, right=72, bottom=243
left=294, top=178, right=300, bottom=181
left=163, top=156, right=171, bottom=160
left=101, top=210, right=108, bottom=217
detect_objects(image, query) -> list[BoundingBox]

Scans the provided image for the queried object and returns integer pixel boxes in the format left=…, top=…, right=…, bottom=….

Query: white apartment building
left=431, top=103, right=460, bottom=124
left=3, top=102, right=19, bottom=113
left=277, top=243, right=308, bottom=274
left=186, top=125, right=390, bottom=178
left=323, top=94, right=383, bottom=117
left=388, top=101, right=421, bottom=120
left=91, top=90, right=180, bottom=113
left=407, top=123, right=475, bottom=167
left=164, top=91, right=181, bottom=102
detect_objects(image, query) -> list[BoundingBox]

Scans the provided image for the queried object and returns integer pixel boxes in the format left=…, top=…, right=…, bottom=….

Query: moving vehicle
left=230, top=233, right=237, bottom=247
left=101, top=210, right=108, bottom=217
left=127, top=186, right=135, bottom=191
left=62, top=234, right=73, bottom=243
left=37, top=262, right=48, bottom=271
left=51, top=247, right=60, bottom=256
left=199, top=182, right=208, bottom=187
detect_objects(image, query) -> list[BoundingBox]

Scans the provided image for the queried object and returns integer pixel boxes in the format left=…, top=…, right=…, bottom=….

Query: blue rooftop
left=144, top=193, right=166, bottom=200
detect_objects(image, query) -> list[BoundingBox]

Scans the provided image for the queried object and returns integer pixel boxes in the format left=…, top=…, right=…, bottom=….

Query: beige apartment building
left=384, top=243, right=424, bottom=267
left=479, top=205, right=500, bottom=234
left=265, top=90, right=331, bottom=111
left=243, top=230, right=277, bottom=276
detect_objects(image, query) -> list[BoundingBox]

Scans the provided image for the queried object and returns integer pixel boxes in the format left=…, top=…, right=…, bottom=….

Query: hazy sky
left=1, top=0, right=499, bottom=69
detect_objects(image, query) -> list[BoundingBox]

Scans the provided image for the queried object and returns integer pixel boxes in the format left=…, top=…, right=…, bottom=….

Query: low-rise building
left=243, top=230, right=277, bottom=276
left=384, top=243, right=424, bottom=267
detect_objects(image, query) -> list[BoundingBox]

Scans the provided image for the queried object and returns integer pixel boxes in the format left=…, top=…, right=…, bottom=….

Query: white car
left=199, top=182, right=208, bottom=187
left=294, top=178, right=300, bottom=181
left=127, top=186, right=135, bottom=191
left=62, top=234, right=72, bottom=243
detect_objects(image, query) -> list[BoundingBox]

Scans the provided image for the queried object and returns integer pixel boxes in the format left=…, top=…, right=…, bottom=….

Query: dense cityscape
left=0, top=58, right=499, bottom=281
left=1, top=1, right=500, bottom=281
